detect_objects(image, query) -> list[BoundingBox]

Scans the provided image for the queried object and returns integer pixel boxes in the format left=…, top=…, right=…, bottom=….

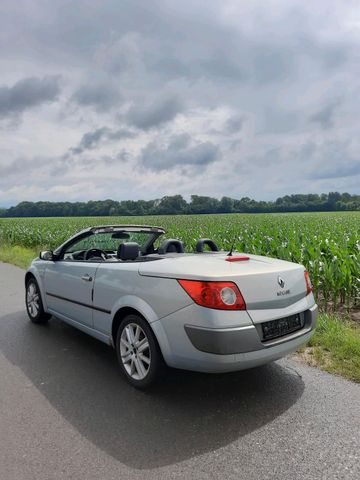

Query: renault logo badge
left=278, top=276, right=285, bottom=288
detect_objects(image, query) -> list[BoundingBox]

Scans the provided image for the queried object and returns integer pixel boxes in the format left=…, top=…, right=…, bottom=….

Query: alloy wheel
left=120, top=323, right=151, bottom=380
left=27, top=282, right=40, bottom=318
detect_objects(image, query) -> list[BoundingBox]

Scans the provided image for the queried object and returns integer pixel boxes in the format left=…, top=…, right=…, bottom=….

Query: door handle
left=81, top=274, right=93, bottom=282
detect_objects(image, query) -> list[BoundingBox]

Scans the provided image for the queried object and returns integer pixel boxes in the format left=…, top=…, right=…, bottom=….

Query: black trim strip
left=46, top=292, right=111, bottom=314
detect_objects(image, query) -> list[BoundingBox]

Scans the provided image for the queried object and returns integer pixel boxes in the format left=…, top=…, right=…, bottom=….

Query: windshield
left=63, top=231, right=160, bottom=257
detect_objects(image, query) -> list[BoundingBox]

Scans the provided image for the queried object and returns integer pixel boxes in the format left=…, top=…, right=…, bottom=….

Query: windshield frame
left=53, top=225, right=165, bottom=259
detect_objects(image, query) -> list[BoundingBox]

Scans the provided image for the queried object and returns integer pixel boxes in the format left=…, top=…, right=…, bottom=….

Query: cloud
left=70, top=127, right=109, bottom=154
left=0, top=76, right=61, bottom=117
left=225, top=115, right=244, bottom=134
left=1, top=0, right=360, bottom=205
left=0, top=155, right=48, bottom=180
left=310, top=99, right=341, bottom=129
left=0, top=158, right=28, bottom=177
left=140, top=134, right=219, bottom=171
left=71, top=82, right=122, bottom=111
left=70, top=127, right=136, bottom=154
left=304, top=141, right=360, bottom=180
left=126, top=97, right=183, bottom=130
left=312, top=162, right=360, bottom=179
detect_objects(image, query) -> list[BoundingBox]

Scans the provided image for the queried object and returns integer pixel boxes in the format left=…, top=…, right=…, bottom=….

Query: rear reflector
left=225, top=256, right=250, bottom=262
left=304, top=271, right=313, bottom=295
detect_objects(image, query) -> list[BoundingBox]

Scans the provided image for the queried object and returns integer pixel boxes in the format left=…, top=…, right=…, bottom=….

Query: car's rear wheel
left=25, top=278, right=51, bottom=324
left=116, top=314, right=164, bottom=389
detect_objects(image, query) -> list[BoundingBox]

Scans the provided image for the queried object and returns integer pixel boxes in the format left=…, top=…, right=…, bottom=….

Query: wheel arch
left=25, top=267, right=48, bottom=311
left=110, top=299, right=171, bottom=364
left=25, top=271, right=35, bottom=286
left=111, top=306, right=145, bottom=346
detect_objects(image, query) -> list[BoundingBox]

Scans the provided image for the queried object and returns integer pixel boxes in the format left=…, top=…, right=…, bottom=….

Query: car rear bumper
left=185, top=304, right=318, bottom=355
left=152, top=301, right=318, bottom=373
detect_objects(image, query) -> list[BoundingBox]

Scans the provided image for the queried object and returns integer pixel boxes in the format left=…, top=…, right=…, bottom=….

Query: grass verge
left=1, top=245, right=360, bottom=383
left=296, top=313, right=360, bottom=383
left=0, top=245, right=38, bottom=269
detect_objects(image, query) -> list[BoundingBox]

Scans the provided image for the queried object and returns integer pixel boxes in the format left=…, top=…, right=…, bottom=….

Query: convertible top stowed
left=25, top=223, right=318, bottom=389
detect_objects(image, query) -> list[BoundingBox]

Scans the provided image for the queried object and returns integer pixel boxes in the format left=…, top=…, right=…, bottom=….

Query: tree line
left=0, top=192, right=359, bottom=217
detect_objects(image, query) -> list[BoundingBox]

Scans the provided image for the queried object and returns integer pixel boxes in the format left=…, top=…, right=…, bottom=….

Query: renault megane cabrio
left=25, top=225, right=318, bottom=388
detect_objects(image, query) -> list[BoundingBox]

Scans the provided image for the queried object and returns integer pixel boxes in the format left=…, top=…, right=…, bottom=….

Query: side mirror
left=39, top=250, right=54, bottom=261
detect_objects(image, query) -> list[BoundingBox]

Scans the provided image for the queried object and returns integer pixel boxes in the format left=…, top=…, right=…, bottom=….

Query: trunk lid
left=139, top=252, right=308, bottom=312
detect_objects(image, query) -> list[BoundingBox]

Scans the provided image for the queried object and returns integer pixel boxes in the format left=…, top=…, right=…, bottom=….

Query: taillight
left=178, top=280, right=246, bottom=310
left=304, top=271, right=312, bottom=295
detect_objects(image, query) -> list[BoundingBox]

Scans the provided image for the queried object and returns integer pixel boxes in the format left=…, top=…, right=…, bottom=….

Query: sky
left=0, top=0, right=360, bottom=207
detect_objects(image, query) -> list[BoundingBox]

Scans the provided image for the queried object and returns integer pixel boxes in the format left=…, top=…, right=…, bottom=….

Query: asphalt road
left=0, top=262, right=359, bottom=480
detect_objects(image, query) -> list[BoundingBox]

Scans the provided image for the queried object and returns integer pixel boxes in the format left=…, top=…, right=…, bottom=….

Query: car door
left=44, top=260, right=100, bottom=327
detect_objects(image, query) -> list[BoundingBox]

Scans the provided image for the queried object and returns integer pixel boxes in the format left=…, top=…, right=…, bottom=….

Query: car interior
left=60, top=230, right=219, bottom=263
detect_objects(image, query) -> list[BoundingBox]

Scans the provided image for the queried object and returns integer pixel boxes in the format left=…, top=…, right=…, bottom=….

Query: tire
left=25, top=277, right=51, bottom=324
left=116, top=314, right=165, bottom=389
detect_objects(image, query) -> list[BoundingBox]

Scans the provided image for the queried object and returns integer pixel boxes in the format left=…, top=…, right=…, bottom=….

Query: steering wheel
left=84, top=248, right=108, bottom=261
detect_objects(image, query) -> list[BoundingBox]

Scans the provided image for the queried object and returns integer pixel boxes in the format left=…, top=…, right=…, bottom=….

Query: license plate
left=261, top=314, right=304, bottom=341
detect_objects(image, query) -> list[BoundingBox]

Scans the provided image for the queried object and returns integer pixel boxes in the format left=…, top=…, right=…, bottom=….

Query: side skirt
left=47, top=308, right=113, bottom=346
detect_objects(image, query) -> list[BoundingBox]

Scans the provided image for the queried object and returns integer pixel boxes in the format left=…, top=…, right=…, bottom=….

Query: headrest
left=158, top=239, right=184, bottom=254
left=117, top=242, right=140, bottom=260
left=195, top=238, right=219, bottom=252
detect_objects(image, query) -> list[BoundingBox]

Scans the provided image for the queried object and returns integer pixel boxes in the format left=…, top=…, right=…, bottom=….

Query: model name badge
left=277, top=289, right=290, bottom=296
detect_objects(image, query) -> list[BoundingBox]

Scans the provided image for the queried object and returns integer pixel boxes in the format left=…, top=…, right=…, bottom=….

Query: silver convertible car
left=25, top=225, right=318, bottom=388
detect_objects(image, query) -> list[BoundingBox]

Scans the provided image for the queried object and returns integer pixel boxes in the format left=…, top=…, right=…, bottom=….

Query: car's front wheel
left=25, top=277, right=51, bottom=324
left=116, top=314, right=165, bottom=389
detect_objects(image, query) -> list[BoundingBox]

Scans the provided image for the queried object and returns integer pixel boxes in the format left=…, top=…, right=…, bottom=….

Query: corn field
left=0, top=212, right=359, bottom=311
